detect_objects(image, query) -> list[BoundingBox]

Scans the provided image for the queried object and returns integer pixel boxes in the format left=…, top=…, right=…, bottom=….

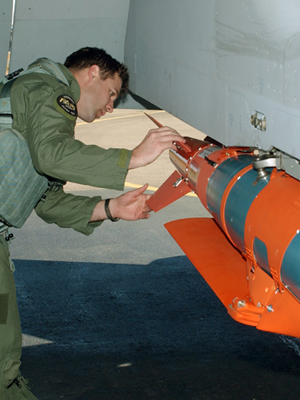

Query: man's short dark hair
left=64, top=47, right=129, bottom=96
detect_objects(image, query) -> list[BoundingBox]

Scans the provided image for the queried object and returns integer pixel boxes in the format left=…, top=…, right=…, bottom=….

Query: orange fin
left=147, top=170, right=191, bottom=212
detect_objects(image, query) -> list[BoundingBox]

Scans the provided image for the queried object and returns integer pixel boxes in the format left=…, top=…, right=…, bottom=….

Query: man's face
left=77, top=70, right=122, bottom=123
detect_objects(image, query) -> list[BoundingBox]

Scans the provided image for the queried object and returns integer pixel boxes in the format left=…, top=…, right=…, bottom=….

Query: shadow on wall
left=115, top=90, right=161, bottom=110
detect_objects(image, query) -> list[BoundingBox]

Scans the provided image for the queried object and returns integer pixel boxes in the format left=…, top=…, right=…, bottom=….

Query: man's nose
left=106, top=99, right=114, bottom=113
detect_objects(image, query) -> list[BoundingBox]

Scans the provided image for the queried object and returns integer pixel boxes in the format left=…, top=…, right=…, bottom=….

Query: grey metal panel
left=9, top=0, right=147, bottom=108
left=10, top=0, right=130, bottom=71
left=0, top=2, right=12, bottom=75
left=124, top=0, right=300, bottom=159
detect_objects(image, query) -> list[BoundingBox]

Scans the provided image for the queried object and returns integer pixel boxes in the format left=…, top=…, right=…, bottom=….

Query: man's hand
left=128, top=127, right=186, bottom=169
left=90, top=184, right=152, bottom=222
left=109, top=184, right=152, bottom=220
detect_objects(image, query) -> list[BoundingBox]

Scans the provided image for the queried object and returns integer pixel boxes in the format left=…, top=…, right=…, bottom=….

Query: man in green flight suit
left=0, top=47, right=186, bottom=399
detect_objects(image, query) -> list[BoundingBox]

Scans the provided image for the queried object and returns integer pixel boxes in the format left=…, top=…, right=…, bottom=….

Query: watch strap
left=104, top=199, right=120, bottom=222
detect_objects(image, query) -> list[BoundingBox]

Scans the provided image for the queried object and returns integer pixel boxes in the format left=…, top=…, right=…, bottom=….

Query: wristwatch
left=104, top=199, right=120, bottom=222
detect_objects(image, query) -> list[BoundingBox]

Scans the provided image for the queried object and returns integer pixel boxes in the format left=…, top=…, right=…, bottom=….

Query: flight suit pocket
left=0, top=294, right=9, bottom=324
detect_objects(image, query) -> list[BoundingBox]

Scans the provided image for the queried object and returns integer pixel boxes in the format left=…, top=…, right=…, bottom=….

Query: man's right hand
left=128, top=127, right=186, bottom=169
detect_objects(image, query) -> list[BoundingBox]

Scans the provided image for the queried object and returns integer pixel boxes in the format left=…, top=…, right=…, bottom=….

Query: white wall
left=5, top=0, right=146, bottom=108
left=124, top=0, right=300, bottom=157
left=10, top=0, right=130, bottom=70
left=0, top=2, right=13, bottom=75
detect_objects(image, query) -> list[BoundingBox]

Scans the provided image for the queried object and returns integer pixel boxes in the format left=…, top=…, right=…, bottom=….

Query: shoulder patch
left=56, top=94, right=77, bottom=118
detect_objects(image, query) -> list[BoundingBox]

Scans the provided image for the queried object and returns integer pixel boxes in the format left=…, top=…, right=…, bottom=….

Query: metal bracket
left=251, top=111, right=267, bottom=131
left=173, top=176, right=186, bottom=188
left=252, top=154, right=277, bottom=181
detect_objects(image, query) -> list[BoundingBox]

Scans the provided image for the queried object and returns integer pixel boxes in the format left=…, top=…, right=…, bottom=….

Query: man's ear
left=88, top=64, right=100, bottom=82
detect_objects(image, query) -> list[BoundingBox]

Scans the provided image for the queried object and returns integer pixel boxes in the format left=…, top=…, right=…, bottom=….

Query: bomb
left=148, top=136, right=300, bottom=338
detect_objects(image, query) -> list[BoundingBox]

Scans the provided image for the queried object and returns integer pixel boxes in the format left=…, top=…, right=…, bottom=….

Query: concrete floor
left=9, top=110, right=300, bottom=399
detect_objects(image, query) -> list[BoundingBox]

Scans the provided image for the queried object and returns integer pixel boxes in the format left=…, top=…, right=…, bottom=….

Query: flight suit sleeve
left=13, top=78, right=132, bottom=190
left=34, top=186, right=104, bottom=236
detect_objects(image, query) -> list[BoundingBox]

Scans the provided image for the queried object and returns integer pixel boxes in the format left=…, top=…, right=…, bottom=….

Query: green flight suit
left=0, top=59, right=132, bottom=398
